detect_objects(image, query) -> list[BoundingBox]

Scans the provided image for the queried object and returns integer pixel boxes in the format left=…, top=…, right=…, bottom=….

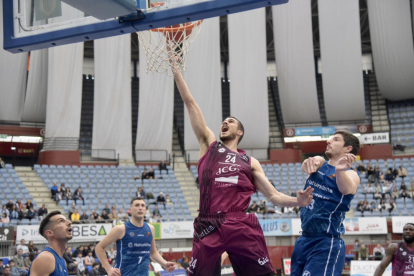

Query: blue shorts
left=291, top=235, right=345, bottom=276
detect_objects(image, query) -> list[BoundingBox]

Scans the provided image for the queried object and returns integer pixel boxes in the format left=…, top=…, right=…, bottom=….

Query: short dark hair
left=227, top=116, right=244, bottom=144
left=334, top=130, right=360, bottom=155
left=130, top=197, right=145, bottom=205
left=9, top=260, right=14, bottom=264
left=92, top=262, right=99, bottom=268
left=39, top=210, right=62, bottom=240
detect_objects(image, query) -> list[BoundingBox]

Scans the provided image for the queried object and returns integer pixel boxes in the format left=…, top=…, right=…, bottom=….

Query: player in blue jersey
left=291, top=130, right=361, bottom=276
left=95, top=197, right=175, bottom=276
left=28, top=211, right=73, bottom=276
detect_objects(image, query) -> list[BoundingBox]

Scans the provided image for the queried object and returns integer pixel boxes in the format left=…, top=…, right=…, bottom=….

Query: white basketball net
left=137, top=20, right=203, bottom=76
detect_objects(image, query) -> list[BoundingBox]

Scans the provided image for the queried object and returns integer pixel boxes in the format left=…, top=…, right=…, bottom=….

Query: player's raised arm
left=335, top=153, right=360, bottom=195
left=28, top=252, right=55, bottom=276
left=373, top=243, right=397, bottom=276
left=251, top=158, right=314, bottom=207
left=148, top=225, right=175, bottom=273
left=95, top=225, right=125, bottom=276
left=173, top=71, right=216, bottom=151
left=302, top=156, right=326, bottom=175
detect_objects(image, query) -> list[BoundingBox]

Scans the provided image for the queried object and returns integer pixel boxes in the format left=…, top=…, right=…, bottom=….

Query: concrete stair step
left=19, top=177, right=42, bottom=181
left=16, top=172, right=38, bottom=177
left=15, top=167, right=33, bottom=172
left=24, top=182, right=47, bottom=187
left=26, top=187, right=50, bottom=192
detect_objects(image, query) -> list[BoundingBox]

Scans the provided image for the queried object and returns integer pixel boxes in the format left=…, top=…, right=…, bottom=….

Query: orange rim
left=150, top=20, right=203, bottom=33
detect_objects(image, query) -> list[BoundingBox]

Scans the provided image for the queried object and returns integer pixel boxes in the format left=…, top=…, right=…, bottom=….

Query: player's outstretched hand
left=335, top=153, right=356, bottom=172
left=303, top=157, right=321, bottom=175
left=107, top=267, right=121, bottom=276
left=164, top=262, right=176, bottom=273
left=297, top=187, right=314, bottom=207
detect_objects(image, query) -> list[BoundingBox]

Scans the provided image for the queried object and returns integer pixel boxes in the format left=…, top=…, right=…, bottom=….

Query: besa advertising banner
left=350, top=261, right=391, bottom=276
left=17, top=224, right=113, bottom=244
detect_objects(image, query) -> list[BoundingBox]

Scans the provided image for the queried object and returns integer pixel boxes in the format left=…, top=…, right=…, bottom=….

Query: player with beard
left=28, top=211, right=73, bottom=276
left=95, top=197, right=175, bottom=276
left=291, top=131, right=361, bottom=276
left=173, top=70, right=314, bottom=276
left=374, top=223, right=414, bottom=276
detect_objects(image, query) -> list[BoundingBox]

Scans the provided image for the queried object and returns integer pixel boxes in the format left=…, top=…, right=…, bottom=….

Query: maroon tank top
left=197, top=141, right=255, bottom=214
left=392, top=242, right=414, bottom=276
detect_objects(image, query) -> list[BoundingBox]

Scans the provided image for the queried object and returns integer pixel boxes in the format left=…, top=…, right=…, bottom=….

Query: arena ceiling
left=83, top=0, right=372, bottom=62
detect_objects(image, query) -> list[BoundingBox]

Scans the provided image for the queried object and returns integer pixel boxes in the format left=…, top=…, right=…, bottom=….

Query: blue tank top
left=300, top=163, right=355, bottom=236
left=114, top=221, right=153, bottom=276
left=28, top=247, right=68, bottom=276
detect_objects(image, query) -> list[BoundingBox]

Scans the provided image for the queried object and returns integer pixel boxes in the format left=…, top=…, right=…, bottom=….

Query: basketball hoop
left=137, top=3, right=203, bottom=75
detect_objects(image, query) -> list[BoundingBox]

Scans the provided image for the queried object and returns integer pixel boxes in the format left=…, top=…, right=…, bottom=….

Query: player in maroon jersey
left=374, top=223, right=414, bottom=276
left=173, top=70, right=314, bottom=276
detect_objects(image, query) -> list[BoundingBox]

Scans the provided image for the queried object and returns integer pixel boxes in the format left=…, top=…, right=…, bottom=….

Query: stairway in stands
left=267, top=80, right=284, bottom=149
left=15, top=167, right=64, bottom=213
left=368, top=72, right=389, bottom=132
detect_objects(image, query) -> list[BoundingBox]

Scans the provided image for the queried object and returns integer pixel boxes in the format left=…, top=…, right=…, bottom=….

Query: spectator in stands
left=373, top=243, right=385, bottom=260
left=247, top=202, right=260, bottom=214
left=63, top=247, right=78, bottom=273
left=374, top=166, right=383, bottom=181
left=385, top=239, right=391, bottom=247
left=16, top=240, right=29, bottom=258
left=165, top=194, right=174, bottom=208
left=391, top=167, right=399, bottom=178
left=102, top=204, right=110, bottom=214
left=37, top=204, right=48, bottom=221
left=409, top=182, right=414, bottom=192
left=181, top=257, right=189, bottom=271
left=24, top=200, right=33, bottom=211
left=144, top=206, right=151, bottom=222
left=356, top=201, right=364, bottom=212
left=400, top=190, right=410, bottom=201
left=68, top=203, right=76, bottom=219
left=400, top=182, right=407, bottom=193
left=363, top=200, right=371, bottom=212
left=1, top=213, right=9, bottom=224
left=0, top=158, right=4, bottom=169
left=27, top=241, right=37, bottom=254
left=5, top=200, right=14, bottom=211
left=101, top=211, right=110, bottom=222
left=71, top=209, right=80, bottom=223
left=12, top=249, right=28, bottom=275
left=55, top=186, right=63, bottom=204
left=117, top=209, right=128, bottom=221
left=159, top=160, right=168, bottom=173
left=290, top=190, right=297, bottom=197
left=259, top=200, right=268, bottom=219
left=74, top=187, right=85, bottom=205
left=8, top=261, right=20, bottom=276
left=27, top=207, right=36, bottom=222
left=86, top=244, right=96, bottom=257
left=50, top=182, right=58, bottom=199
left=357, top=162, right=366, bottom=175
left=9, top=205, right=18, bottom=221
left=90, top=210, right=99, bottom=220
left=148, top=168, right=155, bottom=179
left=366, top=163, right=374, bottom=179
left=1, top=206, right=9, bottom=218
left=352, top=240, right=360, bottom=257
left=64, top=188, right=73, bottom=206
left=15, top=199, right=22, bottom=211
left=392, top=188, right=399, bottom=200
left=370, top=201, right=378, bottom=212
left=80, top=211, right=89, bottom=222
left=141, top=169, right=149, bottom=180
left=358, top=243, right=369, bottom=261
left=149, top=215, right=157, bottom=223
left=374, top=190, right=382, bottom=200
left=107, top=247, right=116, bottom=260
left=88, top=262, right=100, bottom=276
left=84, top=251, right=95, bottom=267
left=23, top=253, right=34, bottom=269
left=152, top=205, right=160, bottom=216
left=136, top=187, right=145, bottom=198
left=157, top=192, right=166, bottom=209
left=18, top=206, right=29, bottom=220
left=0, top=259, right=5, bottom=275
left=384, top=169, right=395, bottom=182
left=157, top=214, right=163, bottom=222
left=73, top=246, right=84, bottom=259
left=108, top=210, right=117, bottom=221
left=363, top=183, right=374, bottom=194
left=75, top=252, right=86, bottom=276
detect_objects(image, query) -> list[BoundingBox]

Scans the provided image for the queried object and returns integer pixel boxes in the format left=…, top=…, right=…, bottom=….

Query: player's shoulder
left=385, top=243, right=399, bottom=255
left=31, top=251, right=55, bottom=274
left=147, top=223, right=155, bottom=231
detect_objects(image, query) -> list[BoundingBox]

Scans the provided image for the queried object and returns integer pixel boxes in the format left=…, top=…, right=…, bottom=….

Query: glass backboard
left=3, top=0, right=289, bottom=53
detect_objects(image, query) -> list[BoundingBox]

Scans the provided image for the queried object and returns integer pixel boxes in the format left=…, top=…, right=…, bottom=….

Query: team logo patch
left=329, top=174, right=336, bottom=179
left=280, top=222, right=290, bottom=232
left=218, top=148, right=225, bottom=153
left=303, top=271, right=311, bottom=276
left=147, top=232, right=151, bottom=236
left=128, top=243, right=133, bottom=248
left=258, top=257, right=269, bottom=266
left=403, top=252, right=407, bottom=256
left=129, top=232, right=135, bottom=237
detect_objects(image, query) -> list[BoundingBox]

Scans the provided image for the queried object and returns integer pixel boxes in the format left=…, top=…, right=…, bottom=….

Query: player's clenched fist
left=302, top=156, right=325, bottom=175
